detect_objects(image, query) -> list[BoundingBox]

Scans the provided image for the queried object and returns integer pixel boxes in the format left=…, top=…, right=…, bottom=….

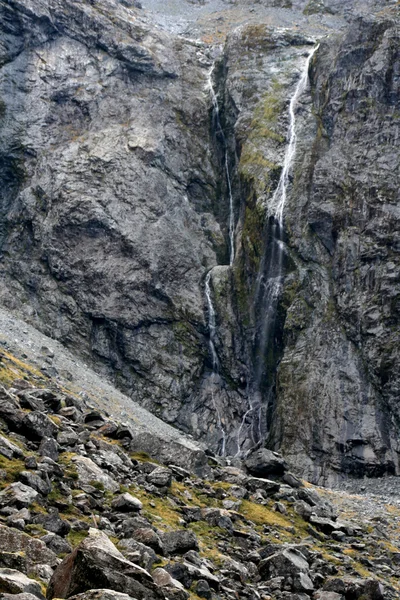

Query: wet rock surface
left=0, top=0, right=399, bottom=530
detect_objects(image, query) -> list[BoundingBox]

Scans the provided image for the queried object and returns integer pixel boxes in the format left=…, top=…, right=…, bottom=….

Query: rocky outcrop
left=0, top=0, right=399, bottom=483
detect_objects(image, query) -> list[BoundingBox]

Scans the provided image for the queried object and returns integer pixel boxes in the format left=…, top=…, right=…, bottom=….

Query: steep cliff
left=0, top=0, right=399, bottom=483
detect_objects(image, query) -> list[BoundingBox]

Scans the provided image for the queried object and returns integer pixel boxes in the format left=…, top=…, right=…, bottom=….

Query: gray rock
left=21, top=413, right=58, bottom=441
left=0, top=524, right=58, bottom=572
left=161, top=530, right=199, bottom=555
left=246, top=477, right=280, bottom=495
left=0, top=436, right=23, bottom=460
left=68, top=591, right=138, bottom=600
left=18, top=472, right=51, bottom=496
left=38, top=438, right=59, bottom=462
left=41, top=533, right=72, bottom=556
left=244, top=449, right=287, bottom=478
left=34, top=511, right=71, bottom=537
left=259, top=548, right=309, bottom=582
left=0, top=594, right=42, bottom=600
left=73, top=456, right=119, bottom=493
left=57, top=431, right=79, bottom=447
left=195, top=579, right=212, bottom=600
left=147, top=467, right=172, bottom=488
left=0, top=569, right=45, bottom=599
left=47, top=529, right=164, bottom=600
left=117, top=539, right=158, bottom=571
left=111, top=493, right=142, bottom=513
left=0, top=483, right=38, bottom=509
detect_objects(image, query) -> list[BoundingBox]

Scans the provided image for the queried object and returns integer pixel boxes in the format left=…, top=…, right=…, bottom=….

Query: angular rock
left=0, top=524, right=58, bottom=571
left=57, top=431, right=79, bottom=447
left=19, top=472, right=52, bottom=496
left=147, top=467, right=172, bottom=488
left=259, top=548, right=309, bottom=581
left=73, top=456, right=119, bottom=493
left=21, top=412, right=58, bottom=441
left=244, top=449, right=287, bottom=478
left=0, top=568, right=45, bottom=599
left=41, top=533, right=72, bottom=556
left=38, top=438, right=59, bottom=462
left=161, top=530, right=199, bottom=555
left=0, top=483, right=38, bottom=509
left=0, top=435, right=24, bottom=460
left=111, top=493, right=142, bottom=513
left=68, top=591, right=138, bottom=600
left=34, top=511, right=71, bottom=537
left=47, top=528, right=164, bottom=600
left=246, top=477, right=280, bottom=495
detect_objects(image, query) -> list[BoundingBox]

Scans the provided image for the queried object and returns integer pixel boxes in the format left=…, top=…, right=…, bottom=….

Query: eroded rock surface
left=0, top=0, right=399, bottom=484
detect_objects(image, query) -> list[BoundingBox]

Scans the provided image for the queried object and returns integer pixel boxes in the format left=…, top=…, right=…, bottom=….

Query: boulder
left=68, top=591, right=137, bottom=600
left=128, top=528, right=163, bottom=554
left=111, top=493, right=143, bottom=512
left=58, top=432, right=79, bottom=447
left=19, top=472, right=52, bottom=496
left=73, top=456, right=119, bottom=493
left=34, top=511, right=71, bottom=537
left=323, top=577, right=384, bottom=599
left=147, top=467, right=172, bottom=488
left=0, top=483, right=38, bottom=509
left=41, top=533, right=72, bottom=555
left=118, top=539, right=158, bottom=571
left=0, top=568, right=45, bottom=599
left=46, top=528, right=164, bottom=600
left=0, top=435, right=24, bottom=460
left=161, top=530, right=199, bottom=555
left=259, top=548, right=309, bottom=582
left=38, top=438, right=59, bottom=462
left=0, top=594, right=42, bottom=600
left=0, top=524, right=58, bottom=572
left=244, top=449, right=287, bottom=478
left=246, top=477, right=280, bottom=494
left=152, top=567, right=188, bottom=598
left=21, top=412, right=58, bottom=441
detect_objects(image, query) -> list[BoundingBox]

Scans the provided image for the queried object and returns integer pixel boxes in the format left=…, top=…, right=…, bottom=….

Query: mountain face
left=0, top=0, right=399, bottom=484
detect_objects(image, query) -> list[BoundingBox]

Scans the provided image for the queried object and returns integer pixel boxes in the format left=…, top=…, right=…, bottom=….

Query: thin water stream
left=237, top=45, right=319, bottom=454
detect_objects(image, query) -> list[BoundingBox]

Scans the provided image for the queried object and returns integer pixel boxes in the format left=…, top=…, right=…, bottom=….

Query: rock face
left=47, top=529, right=164, bottom=600
left=0, top=0, right=399, bottom=483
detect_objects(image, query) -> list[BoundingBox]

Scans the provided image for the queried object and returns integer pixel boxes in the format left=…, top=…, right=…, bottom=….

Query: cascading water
left=236, top=45, right=319, bottom=454
left=201, top=62, right=239, bottom=456
left=205, top=271, right=227, bottom=456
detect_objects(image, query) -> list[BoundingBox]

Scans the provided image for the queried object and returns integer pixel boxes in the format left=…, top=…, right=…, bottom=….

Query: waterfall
left=205, top=271, right=227, bottom=456
left=207, top=65, right=235, bottom=266
left=272, top=45, right=319, bottom=224
left=237, top=45, right=319, bottom=454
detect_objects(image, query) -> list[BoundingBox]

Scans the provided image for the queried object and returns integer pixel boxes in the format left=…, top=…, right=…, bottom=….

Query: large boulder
left=0, top=568, right=45, bottom=599
left=161, top=530, right=198, bottom=555
left=259, top=548, right=313, bottom=593
left=0, top=483, right=38, bottom=509
left=111, top=494, right=142, bottom=513
left=21, top=412, right=59, bottom=440
left=72, top=456, right=119, bottom=493
left=244, top=449, right=287, bottom=478
left=0, top=435, right=24, bottom=460
left=46, top=528, right=165, bottom=600
left=68, top=591, right=137, bottom=600
left=0, top=524, right=58, bottom=573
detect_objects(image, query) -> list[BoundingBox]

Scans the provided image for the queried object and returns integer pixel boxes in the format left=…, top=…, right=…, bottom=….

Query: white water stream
left=205, top=271, right=227, bottom=456
left=237, top=45, right=319, bottom=455
left=272, top=45, right=319, bottom=224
